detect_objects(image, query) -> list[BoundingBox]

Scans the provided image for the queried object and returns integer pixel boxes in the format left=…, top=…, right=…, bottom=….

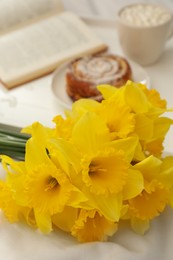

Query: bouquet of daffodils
left=0, top=81, right=173, bottom=243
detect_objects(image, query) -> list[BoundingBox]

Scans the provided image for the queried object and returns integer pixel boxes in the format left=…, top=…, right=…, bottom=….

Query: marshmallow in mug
left=119, top=4, right=172, bottom=27
left=117, top=3, right=173, bottom=66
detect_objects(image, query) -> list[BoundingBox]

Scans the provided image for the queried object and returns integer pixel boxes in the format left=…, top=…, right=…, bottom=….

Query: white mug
left=116, top=3, right=173, bottom=66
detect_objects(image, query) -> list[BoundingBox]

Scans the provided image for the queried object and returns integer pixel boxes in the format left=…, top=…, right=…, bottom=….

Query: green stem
left=0, top=130, right=29, bottom=140
left=0, top=124, right=29, bottom=161
left=0, top=139, right=26, bottom=148
left=0, top=150, right=25, bottom=161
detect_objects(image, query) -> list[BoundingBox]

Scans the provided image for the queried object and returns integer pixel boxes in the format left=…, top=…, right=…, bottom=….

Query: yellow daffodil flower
left=98, top=95, right=135, bottom=139
left=25, top=137, right=88, bottom=227
left=128, top=155, right=169, bottom=234
left=71, top=209, right=118, bottom=242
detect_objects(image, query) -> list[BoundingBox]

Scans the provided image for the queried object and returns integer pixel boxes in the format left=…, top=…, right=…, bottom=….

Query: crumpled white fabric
left=0, top=207, right=173, bottom=260
left=0, top=165, right=173, bottom=260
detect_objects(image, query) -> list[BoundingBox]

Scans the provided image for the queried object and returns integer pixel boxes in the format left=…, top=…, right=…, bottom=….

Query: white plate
left=51, top=60, right=150, bottom=110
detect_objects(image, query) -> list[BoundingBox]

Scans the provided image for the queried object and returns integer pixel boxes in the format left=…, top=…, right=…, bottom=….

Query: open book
left=0, top=0, right=107, bottom=89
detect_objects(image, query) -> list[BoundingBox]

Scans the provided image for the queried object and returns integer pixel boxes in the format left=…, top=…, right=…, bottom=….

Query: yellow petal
left=97, top=84, right=118, bottom=99
left=25, top=138, right=51, bottom=170
left=141, top=86, right=167, bottom=109
left=71, top=111, right=110, bottom=154
left=34, top=210, right=52, bottom=233
left=160, top=156, right=173, bottom=188
left=50, top=138, right=81, bottom=174
left=22, top=121, right=53, bottom=141
left=85, top=192, right=123, bottom=222
left=67, top=186, right=90, bottom=209
left=110, top=136, right=139, bottom=163
left=133, top=155, right=162, bottom=181
left=152, top=117, right=173, bottom=139
left=1, top=155, right=25, bottom=175
left=71, top=98, right=100, bottom=117
left=123, top=168, right=144, bottom=200
left=168, top=186, right=173, bottom=207
left=52, top=206, right=78, bottom=232
left=133, top=142, right=146, bottom=162
left=20, top=208, right=36, bottom=228
left=131, top=217, right=150, bottom=235
left=124, top=81, right=149, bottom=113
left=145, top=138, right=164, bottom=157
left=135, top=114, right=153, bottom=140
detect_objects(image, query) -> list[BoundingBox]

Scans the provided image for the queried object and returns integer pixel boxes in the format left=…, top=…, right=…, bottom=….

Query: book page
left=0, top=12, right=107, bottom=88
left=0, top=0, right=64, bottom=32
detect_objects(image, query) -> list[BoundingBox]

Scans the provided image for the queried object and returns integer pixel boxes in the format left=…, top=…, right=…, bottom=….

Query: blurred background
left=62, top=0, right=173, bottom=18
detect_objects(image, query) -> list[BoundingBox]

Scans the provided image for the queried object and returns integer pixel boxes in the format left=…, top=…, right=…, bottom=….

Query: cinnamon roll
left=66, top=53, right=133, bottom=101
